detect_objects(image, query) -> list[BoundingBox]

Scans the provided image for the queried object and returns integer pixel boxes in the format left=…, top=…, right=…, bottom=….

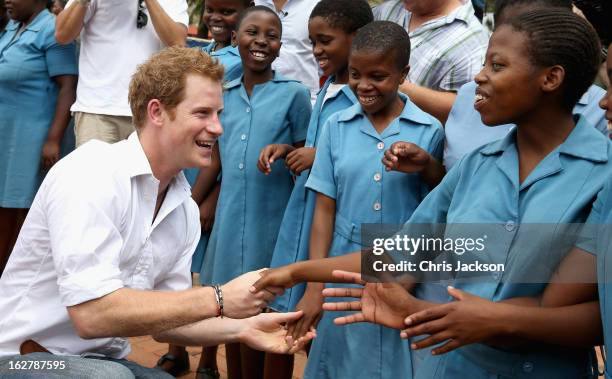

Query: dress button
left=241, top=134, right=247, bottom=141
left=377, top=142, right=385, bottom=150
left=522, top=361, right=534, bottom=373
left=246, top=107, right=250, bottom=113
left=505, top=220, right=515, bottom=232
left=239, top=163, right=244, bottom=170
left=492, top=271, right=501, bottom=280
left=373, top=173, right=381, bottom=182
left=373, top=202, right=381, bottom=211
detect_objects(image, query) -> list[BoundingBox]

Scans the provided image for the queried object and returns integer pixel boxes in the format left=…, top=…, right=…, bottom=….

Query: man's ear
left=147, top=99, right=164, bottom=127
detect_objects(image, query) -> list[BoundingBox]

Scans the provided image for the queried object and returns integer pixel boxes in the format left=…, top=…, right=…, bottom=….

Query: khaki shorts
left=74, top=112, right=135, bottom=147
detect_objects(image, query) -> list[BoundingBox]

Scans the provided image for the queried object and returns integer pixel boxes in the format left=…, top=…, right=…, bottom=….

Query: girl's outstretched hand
left=401, top=286, right=503, bottom=355
left=382, top=141, right=431, bottom=173
left=258, top=144, right=294, bottom=175
left=251, top=266, right=297, bottom=293
left=287, top=283, right=324, bottom=340
left=285, top=147, right=316, bottom=175
left=321, top=270, right=415, bottom=330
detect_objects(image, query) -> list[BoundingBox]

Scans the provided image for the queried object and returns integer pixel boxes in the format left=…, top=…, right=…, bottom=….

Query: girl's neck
left=334, top=67, right=349, bottom=85
left=243, top=68, right=274, bottom=97
left=367, top=95, right=405, bottom=134
left=515, top=105, right=575, bottom=183
left=213, top=40, right=229, bottom=51
left=21, top=5, right=46, bottom=28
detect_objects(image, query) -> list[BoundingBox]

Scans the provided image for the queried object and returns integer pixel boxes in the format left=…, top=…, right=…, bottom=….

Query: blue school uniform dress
left=0, top=10, right=77, bottom=208
left=303, top=95, right=444, bottom=379
left=269, top=76, right=358, bottom=312
left=201, top=73, right=311, bottom=284
left=443, top=81, right=608, bottom=170
left=186, top=42, right=244, bottom=276
left=408, top=117, right=612, bottom=379
left=578, top=178, right=612, bottom=379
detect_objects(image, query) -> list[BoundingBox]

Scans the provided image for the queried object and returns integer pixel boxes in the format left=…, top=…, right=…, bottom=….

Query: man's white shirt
left=66, top=0, right=188, bottom=116
left=0, top=133, right=199, bottom=358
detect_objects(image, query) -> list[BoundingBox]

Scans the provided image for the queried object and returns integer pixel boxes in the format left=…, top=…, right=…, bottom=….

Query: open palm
left=322, top=271, right=414, bottom=330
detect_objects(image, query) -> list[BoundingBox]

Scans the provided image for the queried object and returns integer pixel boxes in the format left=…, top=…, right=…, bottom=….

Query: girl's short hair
left=502, top=8, right=601, bottom=111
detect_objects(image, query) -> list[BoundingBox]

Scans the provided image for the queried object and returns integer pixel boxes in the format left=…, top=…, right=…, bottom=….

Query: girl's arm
left=42, top=74, right=77, bottom=169
left=192, top=144, right=221, bottom=204
left=286, top=193, right=336, bottom=339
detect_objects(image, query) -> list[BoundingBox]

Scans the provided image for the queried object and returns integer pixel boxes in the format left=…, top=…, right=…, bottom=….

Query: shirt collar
left=125, top=132, right=192, bottom=193
left=480, top=116, right=609, bottom=163
left=225, top=70, right=297, bottom=90
left=408, top=0, right=473, bottom=32
left=337, top=93, right=436, bottom=126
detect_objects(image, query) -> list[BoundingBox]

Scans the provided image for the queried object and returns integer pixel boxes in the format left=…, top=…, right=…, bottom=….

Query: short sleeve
left=43, top=25, right=78, bottom=77
left=428, top=124, right=445, bottom=162
left=305, top=117, right=337, bottom=199
left=288, top=84, right=312, bottom=143
left=576, top=185, right=609, bottom=256
left=159, top=0, right=189, bottom=27
left=44, top=166, right=126, bottom=307
left=65, top=0, right=96, bottom=24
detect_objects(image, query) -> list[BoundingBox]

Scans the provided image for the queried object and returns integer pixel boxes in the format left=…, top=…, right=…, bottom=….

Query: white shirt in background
left=66, top=0, right=188, bottom=116
left=255, top=0, right=320, bottom=103
left=0, top=133, right=199, bottom=358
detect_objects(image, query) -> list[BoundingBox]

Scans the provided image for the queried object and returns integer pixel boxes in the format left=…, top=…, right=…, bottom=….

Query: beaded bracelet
left=212, top=284, right=224, bottom=318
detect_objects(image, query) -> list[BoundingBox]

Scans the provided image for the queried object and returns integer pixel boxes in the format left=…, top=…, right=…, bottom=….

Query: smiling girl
left=200, top=6, right=311, bottom=379
left=300, top=21, right=444, bottom=379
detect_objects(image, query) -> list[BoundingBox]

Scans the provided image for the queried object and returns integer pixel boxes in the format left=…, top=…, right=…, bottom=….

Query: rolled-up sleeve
left=305, top=117, right=337, bottom=199
left=44, top=168, right=126, bottom=306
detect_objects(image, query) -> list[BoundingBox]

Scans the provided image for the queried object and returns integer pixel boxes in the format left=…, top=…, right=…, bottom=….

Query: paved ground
left=127, top=336, right=307, bottom=379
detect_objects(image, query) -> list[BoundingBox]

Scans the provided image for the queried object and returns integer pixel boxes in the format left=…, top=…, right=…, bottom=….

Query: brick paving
left=127, top=336, right=307, bottom=379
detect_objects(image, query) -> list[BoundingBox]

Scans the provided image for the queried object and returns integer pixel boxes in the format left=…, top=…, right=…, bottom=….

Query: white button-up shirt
left=255, top=0, right=320, bottom=103
left=0, top=133, right=200, bottom=358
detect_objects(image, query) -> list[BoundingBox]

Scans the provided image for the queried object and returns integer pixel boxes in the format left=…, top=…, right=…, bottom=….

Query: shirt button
left=239, top=163, right=244, bottom=170
left=246, top=107, right=250, bottom=113
left=377, top=142, right=385, bottom=150
left=522, top=361, right=534, bottom=373
left=241, top=134, right=247, bottom=141
left=373, top=202, right=381, bottom=211
left=492, top=271, right=501, bottom=280
left=505, top=220, right=515, bottom=232
left=373, top=173, right=381, bottom=182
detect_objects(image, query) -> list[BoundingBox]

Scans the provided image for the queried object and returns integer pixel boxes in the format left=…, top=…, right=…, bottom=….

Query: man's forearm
left=400, top=82, right=456, bottom=124
left=154, top=317, right=242, bottom=347
left=145, top=0, right=187, bottom=46
left=55, top=1, right=87, bottom=44
left=68, top=287, right=218, bottom=339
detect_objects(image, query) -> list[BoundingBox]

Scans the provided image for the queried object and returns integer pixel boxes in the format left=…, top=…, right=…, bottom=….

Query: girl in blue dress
left=252, top=9, right=612, bottom=379
left=304, top=21, right=444, bottom=379
left=200, top=6, right=311, bottom=379
left=0, top=0, right=77, bottom=274
left=260, top=2, right=373, bottom=377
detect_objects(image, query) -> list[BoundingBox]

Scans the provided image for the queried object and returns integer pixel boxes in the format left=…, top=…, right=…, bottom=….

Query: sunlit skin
left=203, top=0, right=246, bottom=49
left=474, top=27, right=546, bottom=127
left=308, top=16, right=354, bottom=84
left=348, top=49, right=409, bottom=133
left=148, top=74, right=224, bottom=173
left=598, top=43, right=612, bottom=132
left=233, top=10, right=282, bottom=95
